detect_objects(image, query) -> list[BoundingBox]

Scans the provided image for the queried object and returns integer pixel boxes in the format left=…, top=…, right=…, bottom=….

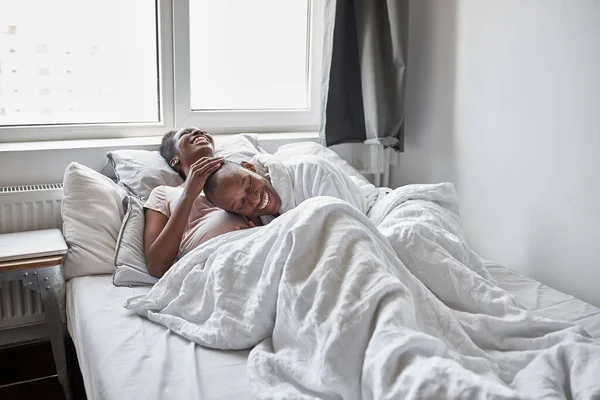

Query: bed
left=61, top=139, right=600, bottom=398
left=67, top=275, right=250, bottom=400
left=67, top=263, right=600, bottom=400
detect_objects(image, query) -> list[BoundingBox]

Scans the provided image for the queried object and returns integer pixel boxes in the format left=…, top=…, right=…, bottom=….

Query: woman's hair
left=159, top=130, right=185, bottom=179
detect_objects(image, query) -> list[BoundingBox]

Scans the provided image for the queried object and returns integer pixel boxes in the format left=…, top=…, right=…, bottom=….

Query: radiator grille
left=0, top=282, right=44, bottom=320
left=0, top=183, right=63, bottom=193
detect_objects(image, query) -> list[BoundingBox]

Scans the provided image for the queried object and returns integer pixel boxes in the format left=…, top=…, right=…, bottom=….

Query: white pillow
left=275, top=142, right=369, bottom=184
left=104, top=133, right=266, bottom=200
left=113, top=196, right=158, bottom=286
left=62, top=163, right=128, bottom=280
left=216, top=133, right=267, bottom=163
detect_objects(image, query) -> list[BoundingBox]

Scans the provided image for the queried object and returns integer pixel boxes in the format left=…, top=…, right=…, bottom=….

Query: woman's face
left=172, top=127, right=215, bottom=171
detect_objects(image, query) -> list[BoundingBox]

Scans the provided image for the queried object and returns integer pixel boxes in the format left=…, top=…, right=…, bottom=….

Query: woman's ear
left=170, top=158, right=179, bottom=168
left=241, top=161, right=257, bottom=173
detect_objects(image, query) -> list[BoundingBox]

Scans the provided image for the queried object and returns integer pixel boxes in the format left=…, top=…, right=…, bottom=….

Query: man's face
left=209, top=164, right=282, bottom=218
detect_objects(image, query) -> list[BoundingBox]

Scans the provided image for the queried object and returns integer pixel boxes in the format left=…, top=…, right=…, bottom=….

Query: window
left=0, top=0, right=159, bottom=126
left=190, top=0, right=309, bottom=111
left=0, top=0, right=322, bottom=142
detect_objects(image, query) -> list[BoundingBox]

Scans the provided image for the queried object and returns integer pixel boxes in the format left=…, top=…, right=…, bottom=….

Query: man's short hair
left=204, top=160, right=244, bottom=204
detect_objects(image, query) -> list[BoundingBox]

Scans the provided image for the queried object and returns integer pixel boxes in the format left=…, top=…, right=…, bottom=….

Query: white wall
left=393, top=0, right=600, bottom=307
left=0, top=139, right=159, bottom=186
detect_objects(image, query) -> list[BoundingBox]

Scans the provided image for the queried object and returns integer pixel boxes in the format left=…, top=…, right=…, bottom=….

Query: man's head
left=160, top=127, right=215, bottom=179
left=204, top=161, right=282, bottom=218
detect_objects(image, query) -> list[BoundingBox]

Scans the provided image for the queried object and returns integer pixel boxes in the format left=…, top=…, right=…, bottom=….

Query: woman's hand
left=183, top=156, right=224, bottom=200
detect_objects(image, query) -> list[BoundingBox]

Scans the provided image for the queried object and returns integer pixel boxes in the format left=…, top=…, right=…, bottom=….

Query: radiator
left=330, top=143, right=400, bottom=188
left=0, top=184, right=63, bottom=234
left=0, top=184, right=64, bottom=344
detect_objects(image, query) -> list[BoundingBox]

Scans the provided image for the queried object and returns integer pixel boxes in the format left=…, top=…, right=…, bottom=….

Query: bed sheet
left=67, top=267, right=600, bottom=400
left=66, top=275, right=250, bottom=400
left=486, top=262, right=600, bottom=338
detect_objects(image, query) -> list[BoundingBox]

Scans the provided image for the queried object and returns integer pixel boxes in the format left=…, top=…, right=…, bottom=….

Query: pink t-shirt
left=144, top=185, right=249, bottom=257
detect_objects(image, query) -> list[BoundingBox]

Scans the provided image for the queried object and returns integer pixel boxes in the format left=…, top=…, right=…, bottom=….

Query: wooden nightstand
left=0, top=229, right=71, bottom=400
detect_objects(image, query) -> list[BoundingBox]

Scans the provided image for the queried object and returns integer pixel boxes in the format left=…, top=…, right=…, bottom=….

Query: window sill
left=0, top=131, right=320, bottom=186
left=0, top=131, right=320, bottom=153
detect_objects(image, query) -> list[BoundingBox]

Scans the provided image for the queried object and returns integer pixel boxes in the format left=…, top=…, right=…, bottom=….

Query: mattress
left=67, top=266, right=600, bottom=400
left=66, top=275, right=250, bottom=400
left=486, top=263, right=600, bottom=338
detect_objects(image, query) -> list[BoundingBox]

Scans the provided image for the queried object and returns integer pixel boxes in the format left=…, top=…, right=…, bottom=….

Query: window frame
left=0, top=0, right=322, bottom=143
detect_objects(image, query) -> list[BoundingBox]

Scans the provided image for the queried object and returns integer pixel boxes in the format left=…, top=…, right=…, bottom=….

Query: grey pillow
left=113, top=196, right=158, bottom=286
left=104, top=134, right=267, bottom=200
left=107, top=150, right=183, bottom=201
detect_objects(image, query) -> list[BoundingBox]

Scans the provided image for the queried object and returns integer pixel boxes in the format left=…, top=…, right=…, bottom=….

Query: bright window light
left=0, top=0, right=159, bottom=126
left=189, top=0, right=310, bottom=111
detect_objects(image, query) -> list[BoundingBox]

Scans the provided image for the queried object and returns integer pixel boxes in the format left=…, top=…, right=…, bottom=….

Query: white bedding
left=67, top=252, right=600, bottom=400
left=67, top=276, right=250, bottom=400
left=485, top=262, right=600, bottom=339
left=125, top=184, right=600, bottom=399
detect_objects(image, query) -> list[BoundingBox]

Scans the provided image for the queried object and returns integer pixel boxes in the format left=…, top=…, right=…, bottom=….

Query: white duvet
left=126, top=183, right=600, bottom=399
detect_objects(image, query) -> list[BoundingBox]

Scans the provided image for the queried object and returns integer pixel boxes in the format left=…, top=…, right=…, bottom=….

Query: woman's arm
left=144, top=193, right=196, bottom=278
left=144, top=156, right=224, bottom=278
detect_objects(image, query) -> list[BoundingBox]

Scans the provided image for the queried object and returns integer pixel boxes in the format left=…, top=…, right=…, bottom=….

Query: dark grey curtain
left=320, top=0, right=409, bottom=152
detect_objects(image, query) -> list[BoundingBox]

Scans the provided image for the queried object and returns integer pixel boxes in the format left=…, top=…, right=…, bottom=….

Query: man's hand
left=235, top=221, right=256, bottom=231
left=248, top=216, right=263, bottom=227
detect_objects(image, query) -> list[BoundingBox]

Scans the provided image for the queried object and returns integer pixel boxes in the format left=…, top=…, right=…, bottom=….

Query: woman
left=144, top=127, right=254, bottom=278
